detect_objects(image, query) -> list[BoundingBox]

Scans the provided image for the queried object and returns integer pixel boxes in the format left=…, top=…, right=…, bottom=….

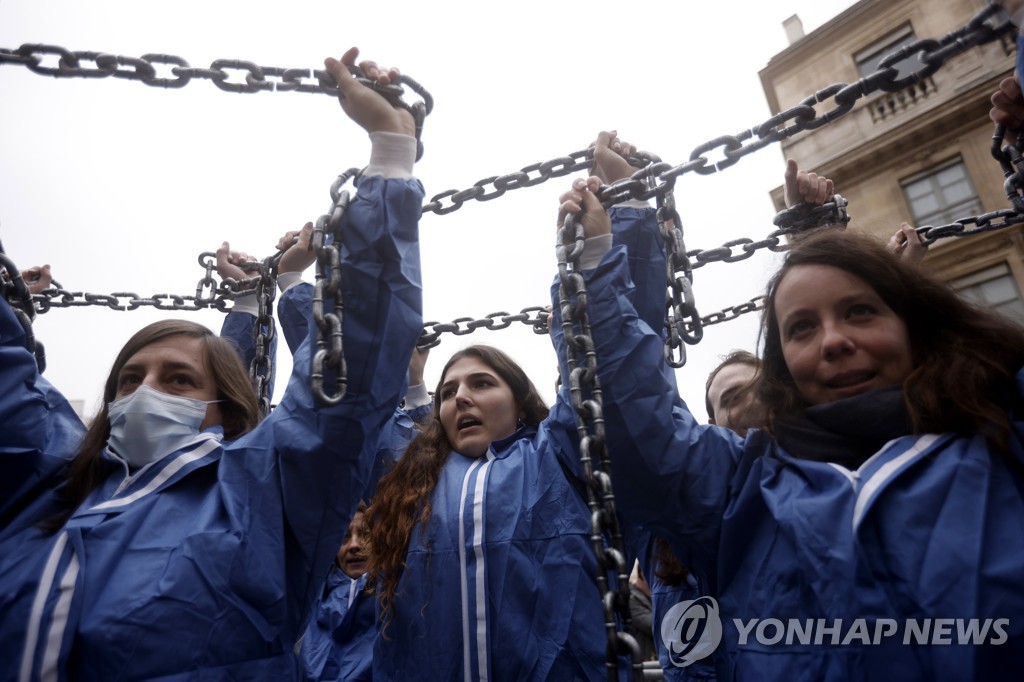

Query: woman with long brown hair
left=365, top=343, right=615, bottom=680
left=0, top=48, right=424, bottom=681
left=567, top=165, right=1024, bottom=680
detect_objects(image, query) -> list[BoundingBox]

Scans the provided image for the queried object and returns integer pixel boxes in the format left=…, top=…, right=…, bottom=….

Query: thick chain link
left=556, top=212, right=643, bottom=682
left=309, top=168, right=361, bottom=406
left=657, top=190, right=701, bottom=368
left=417, top=307, right=551, bottom=349
left=250, top=256, right=278, bottom=416
left=181, top=251, right=281, bottom=413
left=0, top=251, right=46, bottom=372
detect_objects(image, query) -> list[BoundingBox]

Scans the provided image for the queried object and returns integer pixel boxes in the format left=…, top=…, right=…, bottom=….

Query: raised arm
left=224, top=47, right=423, bottom=626
left=551, top=176, right=745, bottom=580
left=273, top=221, right=317, bottom=355
left=546, top=129, right=678, bottom=476
left=215, top=241, right=280, bottom=400
left=0, top=287, right=85, bottom=524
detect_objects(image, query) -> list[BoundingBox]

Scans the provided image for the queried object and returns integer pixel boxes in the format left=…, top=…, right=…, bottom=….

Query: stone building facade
left=759, top=0, right=1024, bottom=321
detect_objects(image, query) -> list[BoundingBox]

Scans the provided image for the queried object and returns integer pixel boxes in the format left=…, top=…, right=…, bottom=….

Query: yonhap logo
left=660, top=596, right=723, bottom=667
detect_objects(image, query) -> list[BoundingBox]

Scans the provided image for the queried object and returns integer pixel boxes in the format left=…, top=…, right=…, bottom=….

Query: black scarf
left=774, top=386, right=914, bottom=470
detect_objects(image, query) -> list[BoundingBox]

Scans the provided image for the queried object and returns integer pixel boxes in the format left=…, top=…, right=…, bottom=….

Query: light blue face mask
left=107, top=385, right=219, bottom=469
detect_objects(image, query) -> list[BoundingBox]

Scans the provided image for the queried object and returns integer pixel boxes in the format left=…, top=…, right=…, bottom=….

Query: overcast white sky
left=0, top=0, right=862, bottom=421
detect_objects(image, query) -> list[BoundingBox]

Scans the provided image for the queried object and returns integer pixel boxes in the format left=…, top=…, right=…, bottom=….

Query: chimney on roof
left=783, top=14, right=805, bottom=45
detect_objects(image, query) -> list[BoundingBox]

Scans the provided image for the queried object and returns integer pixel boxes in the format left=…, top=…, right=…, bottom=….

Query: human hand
left=557, top=176, right=611, bottom=240
left=990, top=76, right=1024, bottom=141
left=783, top=159, right=834, bottom=207
left=324, top=47, right=415, bottom=137
left=20, top=264, right=53, bottom=294
left=590, top=130, right=637, bottom=185
left=408, top=346, right=429, bottom=387
left=277, top=222, right=316, bottom=276
left=887, top=222, right=927, bottom=265
left=215, top=242, right=257, bottom=282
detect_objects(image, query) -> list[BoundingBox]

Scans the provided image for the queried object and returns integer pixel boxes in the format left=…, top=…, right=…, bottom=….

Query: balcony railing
left=867, top=76, right=937, bottom=124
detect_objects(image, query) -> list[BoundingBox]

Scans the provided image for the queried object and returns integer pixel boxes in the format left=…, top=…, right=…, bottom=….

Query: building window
left=953, top=263, right=1024, bottom=324
left=900, top=159, right=982, bottom=227
left=855, top=28, right=925, bottom=80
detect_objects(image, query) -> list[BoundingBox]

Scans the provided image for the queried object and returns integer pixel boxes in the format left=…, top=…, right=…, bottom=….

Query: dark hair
left=366, top=345, right=549, bottom=628
left=704, top=349, right=761, bottom=420
left=758, top=230, right=1024, bottom=452
left=47, top=319, right=260, bottom=529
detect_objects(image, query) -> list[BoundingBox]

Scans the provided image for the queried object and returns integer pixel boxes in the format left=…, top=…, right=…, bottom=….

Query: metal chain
left=9, top=4, right=1021, bottom=355
left=0, top=45, right=433, bottom=160
left=0, top=251, right=46, bottom=372
left=773, top=195, right=850, bottom=232
left=695, top=296, right=767, bottom=330
left=33, top=288, right=225, bottom=313
left=418, top=4, right=1012, bottom=216
left=197, top=251, right=281, bottom=415
left=1, top=6, right=1010, bottom=215
left=27, top=190, right=1017, bottom=349
left=556, top=211, right=643, bottom=682
left=657, top=190, right=702, bottom=368
left=250, top=256, right=279, bottom=416
left=309, top=168, right=360, bottom=406
left=417, top=307, right=551, bottom=349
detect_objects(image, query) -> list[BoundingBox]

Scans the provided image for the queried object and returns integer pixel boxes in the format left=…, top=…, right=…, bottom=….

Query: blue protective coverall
left=371, top=399, right=607, bottom=681
left=276, top=281, right=431, bottom=504
left=0, top=173, right=423, bottom=681
left=633, top=533, right=717, bottom=681
left=299, top=569, right=375, bottom=682
left=579, top=237, right=1024, bottom=681
left=282, top=278, right=431, bottom=682
left=606, top=203, right=716, bottom=681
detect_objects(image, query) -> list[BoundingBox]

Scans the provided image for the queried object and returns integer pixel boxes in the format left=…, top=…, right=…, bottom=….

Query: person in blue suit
left=0, top=46, right=423, bottom=681
left=559, top=171, right=1024, bottom=681
left=298, top=502, right=376, bottom=682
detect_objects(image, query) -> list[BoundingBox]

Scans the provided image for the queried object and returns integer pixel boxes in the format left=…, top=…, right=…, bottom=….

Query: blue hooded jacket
left=0, top=173, right=423, bottom=681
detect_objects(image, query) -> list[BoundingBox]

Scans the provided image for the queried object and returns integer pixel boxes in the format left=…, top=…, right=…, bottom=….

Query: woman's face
left=336, top=510, right=367, bottom=578
left=773, top=264, right=913, bottom=406
left=438, top=355, right=520, bottom=458
left=114, top=335, right=223, bottom=429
